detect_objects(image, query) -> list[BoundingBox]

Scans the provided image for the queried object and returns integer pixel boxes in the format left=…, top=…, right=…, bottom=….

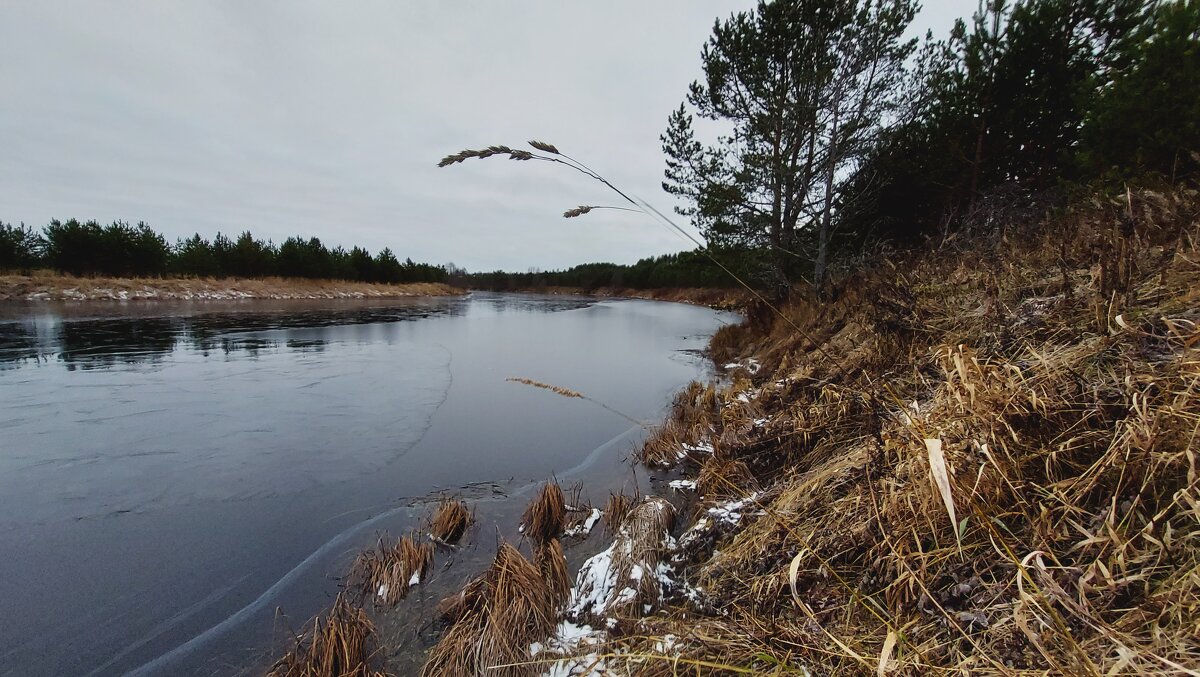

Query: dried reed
left=266, top=593, right=388, bottom=677
left=520, top=481, right=567, bottom=546
left=428, top=498, right=472, bottom=545
left=350, top=533, right=434, bottom=606
left=537, top=538, right=571, bottom=608
left=421, top=542, right=559, bottom=677
left=604, top=492, right=633, bottom=536
left=508, top=376, right=651, bottom=429
left=506, top=377, right=583, bottom=399
left=595, top=187, right=1200, bottom=674
left=438, top=140, right=847, bottom=372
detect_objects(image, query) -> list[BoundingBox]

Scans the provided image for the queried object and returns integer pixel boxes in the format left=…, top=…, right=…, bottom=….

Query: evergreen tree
left=662, top=0, right=918, bottom=290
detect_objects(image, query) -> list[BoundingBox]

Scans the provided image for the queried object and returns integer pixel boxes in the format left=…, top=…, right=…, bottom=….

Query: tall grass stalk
left=438, top=141, right=846, bottom=371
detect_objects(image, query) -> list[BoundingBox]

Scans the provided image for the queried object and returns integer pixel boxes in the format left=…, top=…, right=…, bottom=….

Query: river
left=0, top=292, right=732, bottom=675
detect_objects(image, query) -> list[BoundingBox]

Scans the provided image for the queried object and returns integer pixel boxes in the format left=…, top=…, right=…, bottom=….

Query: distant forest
left=0, top=219, right=448, bottom=284
left=467, top=248, right=752, bottom=291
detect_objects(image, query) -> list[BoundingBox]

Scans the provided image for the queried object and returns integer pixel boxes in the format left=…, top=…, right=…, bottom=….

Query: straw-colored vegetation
left=422, top=542, right=560, bottom=677
left=537, top=538, right=572, bottom=609
left=604, top=492, right=634, bottom=536
left=589, top=187, right=1200, bottom=674
left=506, top=377, right=585, bottom=399
left=268, top=189, right=1199, bottom=676
left=266, top=594, right=388, bottom=677
left=429, top=498, right=473, bottom=546
left=521, top=482, right=568, bottom=546
left=575, top=497, right=678, bottom=625
left=350, top=533, right=434, bottom=606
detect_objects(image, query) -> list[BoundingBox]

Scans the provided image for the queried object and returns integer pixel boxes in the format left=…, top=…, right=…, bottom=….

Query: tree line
left=0, top=219, right=449, bottom=284
left=467, top=248, right=757, bottom=292
left=662, top=0, right=1199, bottom=291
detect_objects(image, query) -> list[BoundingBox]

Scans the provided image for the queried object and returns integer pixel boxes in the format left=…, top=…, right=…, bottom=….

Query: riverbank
left=514, top=187, right=1200, bottom=674
left=264, top=187, right=1200, bottom=675
left=351, top=187, right=1198, bottom=676
left=507, top=286, right=750, bottom=310
left=0, top=273, right=463, bottom=302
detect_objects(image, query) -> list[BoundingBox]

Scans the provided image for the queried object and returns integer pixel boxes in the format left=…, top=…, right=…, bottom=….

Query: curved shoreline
left=124, top=423, right=648, bottom=676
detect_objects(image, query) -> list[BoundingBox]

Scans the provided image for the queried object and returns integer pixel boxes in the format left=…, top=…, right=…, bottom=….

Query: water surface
left=0, top=293, right=731, bottom=675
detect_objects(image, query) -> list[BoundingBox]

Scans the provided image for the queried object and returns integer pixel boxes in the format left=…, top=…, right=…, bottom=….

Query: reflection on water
left=0, top=297, right=496, bottom=368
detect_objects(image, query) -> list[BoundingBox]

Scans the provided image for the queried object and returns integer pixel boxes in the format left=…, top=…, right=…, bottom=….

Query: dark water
left=0, top=293, right=732, bottom=676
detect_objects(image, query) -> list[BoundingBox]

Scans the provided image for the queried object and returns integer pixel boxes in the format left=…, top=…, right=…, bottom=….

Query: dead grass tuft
left=428, top=498, right=472, bottom=545
left=421, top=542, right=560, bottom=677
left=604, top=492, right=633, bottom=536
left=266, top=594, right=389, bottom=677
left=520, top=482, right=566, bottom=546
left=696, top=456, right=759, bottom=502
left=349, top=533, right=434, bottom=606
left=537, top=538, right=571, bottom=608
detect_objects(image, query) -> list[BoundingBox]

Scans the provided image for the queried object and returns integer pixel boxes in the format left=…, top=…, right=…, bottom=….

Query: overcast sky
left=1, top=1, right=967, bottom=272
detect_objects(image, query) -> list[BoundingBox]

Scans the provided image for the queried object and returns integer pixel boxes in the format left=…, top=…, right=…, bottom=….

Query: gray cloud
left=1, top=1, right=967, bottom=272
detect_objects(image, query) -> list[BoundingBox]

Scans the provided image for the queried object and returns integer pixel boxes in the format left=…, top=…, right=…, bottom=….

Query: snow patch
left=668, top=479, right=697, bottom=491
left=563, top=507, right=603, bottom=538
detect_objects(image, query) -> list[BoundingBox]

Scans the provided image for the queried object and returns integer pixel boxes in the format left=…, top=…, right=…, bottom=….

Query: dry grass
left=696, top=456, right=758, bottom=502
left=266, top=594, right=389, bottom=677
left=409, top=186, right=1199, bottom=675
left=604, top=492, right=634, bottom=536
left=422, top=542, right=560, bottom=677
left=566, top=496, right=679, bottom=635
left=537, top=538, right=571, bottom=608
left=521, top=482, right=567, bottom=546
left=578, top=187, right=1200, bottom=674
left=506, top=377, right=584, bottom=399
left=428, top=498, right=472, bottom=546
left=349, top=534, right=434, bottom=606
left=0, top=272, right=462, bottom=302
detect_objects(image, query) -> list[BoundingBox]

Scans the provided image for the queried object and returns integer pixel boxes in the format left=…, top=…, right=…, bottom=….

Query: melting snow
left=722, top=358, right=762, bottom=374
left=563, top=508, right=603, bottom=538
